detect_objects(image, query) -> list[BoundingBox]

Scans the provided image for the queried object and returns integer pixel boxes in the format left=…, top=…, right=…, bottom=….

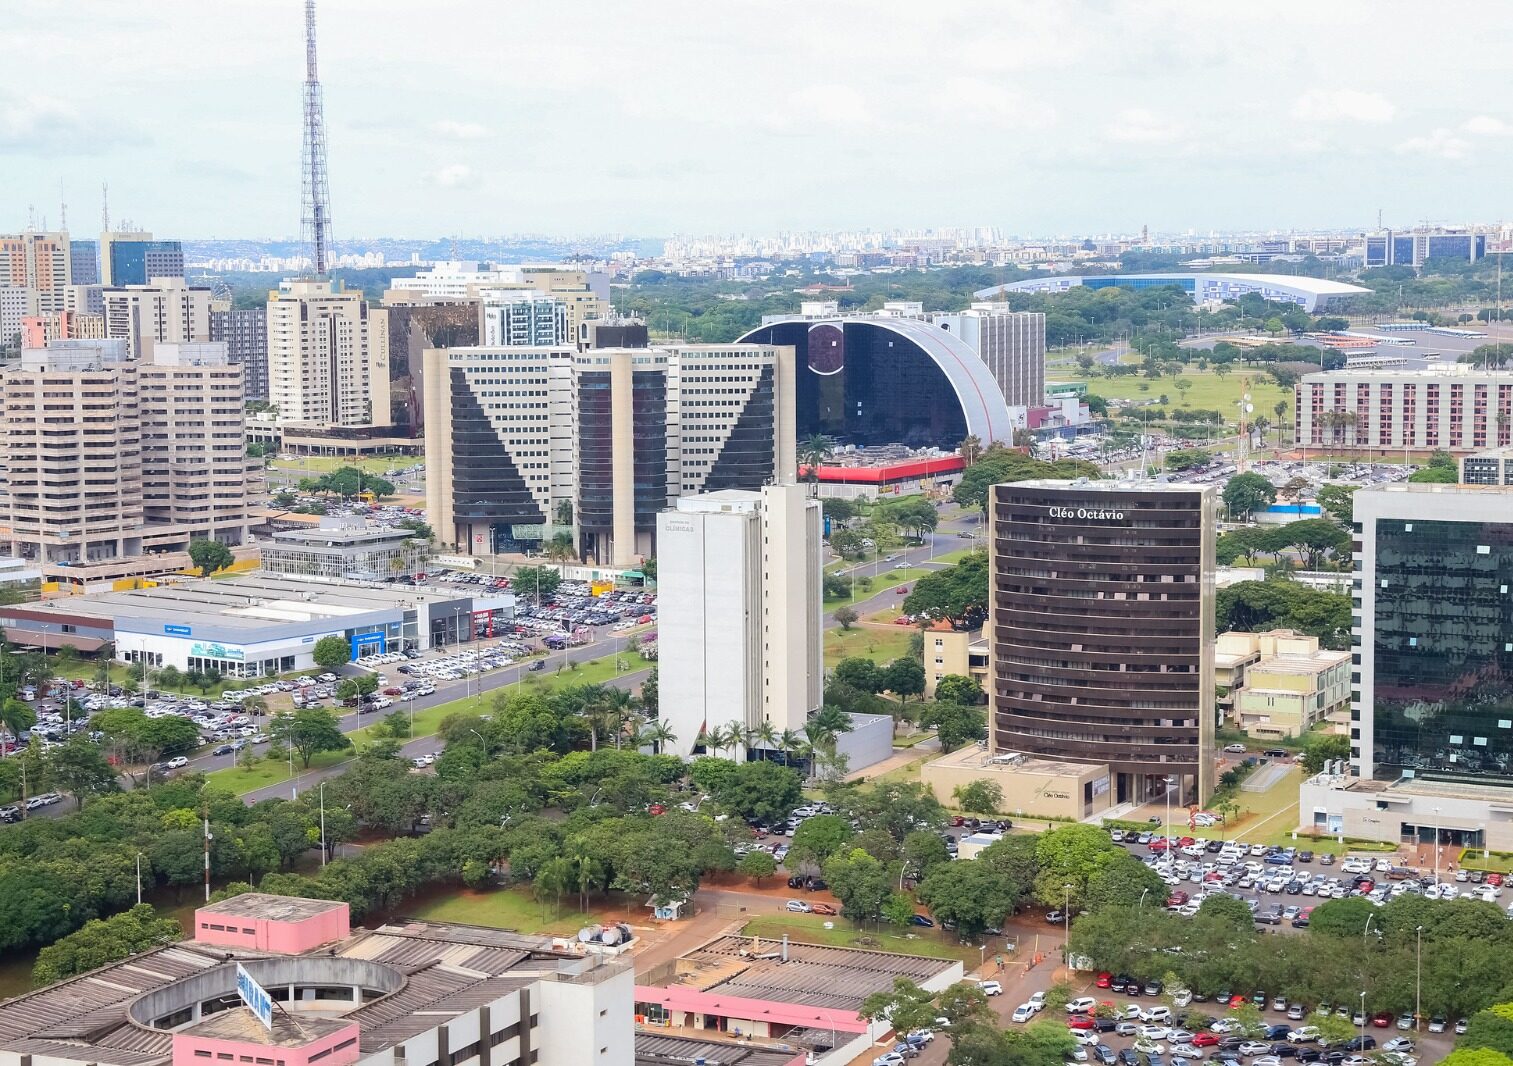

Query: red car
left=1227, top=995, right=1247, bottom=1009
left=1166, top=891, right=1189, bottom=907
left=1371, top=1012, right=1395, bottom=1028
left=1096, top=972, right=1112, bottom=989
left=1488, top=873, right=1505, bottom=887
left=951, top=816, right=966, bottom=827
left=1178, top=836, right=1196, bottom=847
left=1068, top=1016, right=1097, bottom=1031
left=1193, top=1033, right=1220, bottom=1048
left=1355, top=879, right=1375, bottom=894
left=1149, top=839, right=1170, bottom=852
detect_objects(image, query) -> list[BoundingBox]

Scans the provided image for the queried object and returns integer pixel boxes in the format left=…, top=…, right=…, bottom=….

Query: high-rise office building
left=0, top=338, right=257, bottom=574
left=0, top=339, right=143, bottom=565
left=99, top=230, right=184, bottom=286
left=0, top=231, right=71, bottom=312
left=657, top=485, right=822, bottom=758
left=69, top=240, right=99, bottom=285
left=0, top=287, right=37, bottom=349
left=423, top=343, right=796, bottom=565
left=1300, top=483, right=1513, bottom=850
left=931, top=303, right=1046, bottom=408
left=209, top=304, right=270, bottom=401
left=986, top=479, right=1217, bottom=804
left=1364, top=227, right=1489, bottom=269
left=482, top=293, right=568, bottom=346
left=102, top=277, right=213, bottom=359
left=266, top=278, right=389, bottom=427
left=137, top=343, right=261, bottom=547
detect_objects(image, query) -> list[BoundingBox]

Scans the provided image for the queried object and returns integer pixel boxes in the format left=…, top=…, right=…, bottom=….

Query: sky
left=4, top=0, right=1512, bottom=241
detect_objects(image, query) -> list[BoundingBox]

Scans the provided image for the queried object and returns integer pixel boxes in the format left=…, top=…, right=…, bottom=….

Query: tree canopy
left=953, top=448, right=1100, bottom=512
left=1222, top=472, right=1277, bottom=519
left=901, top=550, right=989, bottom=629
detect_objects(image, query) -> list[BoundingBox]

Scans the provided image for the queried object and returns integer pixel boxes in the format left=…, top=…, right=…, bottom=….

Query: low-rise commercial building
left=1227, top=630, right=1350, bottom=740
left=261, top=516, right=425, bottom=583
left=922, top=625, right=988, bottom=699
left=0, top=574, right=509, bottom=676
left=634, top=935, right=958, bottom=1065
left=0, top=891, right=634, bottom=1066
left=922, top=745, right=1114, bottom=821
left=1459, top=445, right=1513, bottom=485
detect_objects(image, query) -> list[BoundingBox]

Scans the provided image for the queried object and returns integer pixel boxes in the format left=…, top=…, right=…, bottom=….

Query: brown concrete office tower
left=988, top=479, right=1217, bottom=804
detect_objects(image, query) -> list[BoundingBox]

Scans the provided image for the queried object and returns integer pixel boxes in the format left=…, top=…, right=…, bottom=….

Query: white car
left=166, top=755, right=189, bottom=769
left=1171, top=1046, right=1203, bottom=1060
left=785, top=900, right=811, bottom=913
left=1066, top=997, right=1098, bottom=1015
left=1012, top=1004, right=1037, bottom=1023
left=1240, top=1042, right=1274, bottom=1055
left=981, top=981, right=1003, bottom=996
left=1287, top=1028, right=1321, bottom=1044
left=1139, top=1026, right=1171, bottom=1041
left=1028, top=991, right=1047, bottom=1010
left=872, top=1056, right=905, bottom=1066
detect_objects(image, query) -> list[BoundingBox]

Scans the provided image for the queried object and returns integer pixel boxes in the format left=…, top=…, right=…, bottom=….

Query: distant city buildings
left=0, top=230, right=71, bottom=311
left=483, top=292, right=568, bottom=346
left=1296, top=366, right=1513, bottom=453
left=385, top=261, right=608, bottom=338
left=423, top=343, right=796, bottom=565
left=657, top=484, right=822, bottom=758
left=68, top=239, right=98, bottom=284
left=267, top=278, right=389, bottom=428
left=1364, top=226, right=1491, bottom=269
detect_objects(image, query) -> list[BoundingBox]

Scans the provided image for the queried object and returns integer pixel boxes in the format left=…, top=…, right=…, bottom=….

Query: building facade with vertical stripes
left=1296, top=368, right=1513, bottom=453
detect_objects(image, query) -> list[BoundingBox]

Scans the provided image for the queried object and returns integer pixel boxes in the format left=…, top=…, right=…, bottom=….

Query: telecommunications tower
left=300, top=0, right=333, bottom=276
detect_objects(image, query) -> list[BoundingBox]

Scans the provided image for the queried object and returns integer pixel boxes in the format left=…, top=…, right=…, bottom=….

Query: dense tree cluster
left=1215, top=580, right=1352, bottom=649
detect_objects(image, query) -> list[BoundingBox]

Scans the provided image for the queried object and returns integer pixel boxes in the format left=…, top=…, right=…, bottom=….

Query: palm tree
left=603, top=688, right=635, bottom=749
left=810, top=704, right=852, bottom=740
left=639, top=720, right=677, bottom=755
left=958, top=434, right=983, bottom=466
left=1274, top=400, right=1290, bottom=446
left=776, top=729, right=802, bottom=766
left=799, top=434, right=833, bottom=498
left=748, top=720, right=778, bottom=756
left=722, top=719, right=749, bottom=760
left=699, top=725, right=730, bottom=758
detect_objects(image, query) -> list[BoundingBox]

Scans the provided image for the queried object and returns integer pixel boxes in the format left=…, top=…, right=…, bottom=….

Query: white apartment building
left=102, top=277, right=213, bottom=359
left=0, top=286, right=37, bottom=348
left=932, top=303, right=1047, bottom=408
left=0, top=339, right=144, bottom=565
left=656, top=484, right=822, bottom=757
left=138, top=342, right=261, bottom=548
left=423, top=343, right=796, bottom=566
left=482, top=292, right=568, bottom=346
left=386, top=261, right=608, bottom=336
left=267, top=278, right=389, bottom=427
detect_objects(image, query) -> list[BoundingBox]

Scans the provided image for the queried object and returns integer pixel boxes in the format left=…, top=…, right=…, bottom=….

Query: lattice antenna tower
left=300, top=0, right=333, bottom=276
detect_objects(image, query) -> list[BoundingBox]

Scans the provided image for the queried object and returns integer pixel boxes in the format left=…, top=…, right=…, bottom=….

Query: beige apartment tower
left=102, top=277, right=213, bottom=359
left=0, top=232, right=71, bottom=312
left=267, top=279, right=389, bottom=427
left=0, top=340, right=143, bottom=564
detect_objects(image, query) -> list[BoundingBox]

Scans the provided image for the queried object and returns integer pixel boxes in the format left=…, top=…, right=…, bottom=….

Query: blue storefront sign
left=350, top=631, right=387, bottom=656
left=235, top=963, right=274, bottom=1031
left=164, top=624, right=192, bottom=636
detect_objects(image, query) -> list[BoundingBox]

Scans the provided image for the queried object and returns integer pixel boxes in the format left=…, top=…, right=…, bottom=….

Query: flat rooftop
left=926, top=743, right=1104, bottom=780
left=8, top=574, right=466, bottom=633
left=1007, top=477, right=1210, bottom=494
left=672, top=935, right=954, bottom=1015
left=199, top=894, right=348, bottom=923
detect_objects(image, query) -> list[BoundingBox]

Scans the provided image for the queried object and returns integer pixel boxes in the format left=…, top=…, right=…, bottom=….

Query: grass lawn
left=408, top=886, right=591, bottom=935
left=824, top=567, right=933, bottom=608
left=824, top=625, right=913, bottom=667
left=271, top=455, right=414, bottom=477
left=741, top=914, right=985, bottom=965
left=929, top=548, right=982, bottom=566
left=1050, top=367, right=1289, bottom=427
left=205, top=748, right=351, bottom=794
left=1460, top=850, right=1513, bottom=874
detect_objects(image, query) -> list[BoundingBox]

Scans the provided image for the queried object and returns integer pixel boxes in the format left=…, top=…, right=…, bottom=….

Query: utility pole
left=202, top=809, right=212, bottom=903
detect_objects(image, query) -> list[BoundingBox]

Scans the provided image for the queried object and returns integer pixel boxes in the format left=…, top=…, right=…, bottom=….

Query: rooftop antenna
left=300, top=0, right=334, bottom=277
left=101, top=182, right=110, bottom=233
left=59, top=183, right=67, bottom=232
left=26, top=204, right=35, bottom=230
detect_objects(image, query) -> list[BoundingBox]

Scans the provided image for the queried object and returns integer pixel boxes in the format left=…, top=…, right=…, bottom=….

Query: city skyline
left=6, top=0, right=1513, bottom=239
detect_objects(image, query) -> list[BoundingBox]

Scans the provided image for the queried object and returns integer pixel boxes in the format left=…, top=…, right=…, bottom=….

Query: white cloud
left=433, top=119, right=489, bottom=140
left=1395, top=128, right=1471, bottom=160
left=0, top=90, right=135, bottom=151
left=1107, top=108, right=1183, bottom=144
left=759, top=84, right=876, bottom=132
left=1290, top=88, right=1396, bottom=124
left=429, top=164, right=477, bottom=188
left=1463, top=114, right=1512, bottom=136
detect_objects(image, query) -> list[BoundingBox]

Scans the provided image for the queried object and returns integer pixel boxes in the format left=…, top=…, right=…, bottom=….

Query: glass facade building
left=1354, top=486, right=1513, bottom=788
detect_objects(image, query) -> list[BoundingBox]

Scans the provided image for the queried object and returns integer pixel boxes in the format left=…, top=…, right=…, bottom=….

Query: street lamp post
left=1165, top=775, right=1177, bottom=858
left=1358, top=991, right=1366, bottom=1051
left=1063, top=884, right=1073, bottom=948
left=136, top=852, right=143, bottom=905
left=1415, top=925, right=1423, bottom=1031
left=319, top=780, right=327, bottom=867
left=1138, top=887, right=1150, bottom=910
left=1432, top=807, right=1442, bottom=883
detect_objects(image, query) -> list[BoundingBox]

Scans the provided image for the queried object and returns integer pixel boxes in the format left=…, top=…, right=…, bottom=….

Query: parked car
left=981, top=981, right=1003, bottom=996
left=784, top=900, right=811, bottom=913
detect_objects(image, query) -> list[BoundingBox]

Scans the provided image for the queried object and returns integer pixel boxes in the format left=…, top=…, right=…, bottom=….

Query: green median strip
left=205, top=649, right=652, bottom=796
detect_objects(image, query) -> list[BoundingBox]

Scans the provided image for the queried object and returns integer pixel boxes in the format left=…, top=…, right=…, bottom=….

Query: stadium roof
left=974, top=273, right=1372, bottom=312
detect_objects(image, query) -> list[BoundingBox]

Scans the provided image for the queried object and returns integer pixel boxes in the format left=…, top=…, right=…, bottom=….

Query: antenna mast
left=101, top=182, right=110, bottom=233
left=300, top=0, right=333, bottom=277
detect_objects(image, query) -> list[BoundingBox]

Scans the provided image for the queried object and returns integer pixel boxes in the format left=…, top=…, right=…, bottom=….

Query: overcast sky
left=5, top=0, right=1511, bottom=241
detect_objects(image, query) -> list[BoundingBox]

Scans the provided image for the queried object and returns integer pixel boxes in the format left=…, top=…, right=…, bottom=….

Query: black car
left=1298, top=850, right=1315, bottom=863
left=1217, top=1037, right=1244, bottom=1051
left=1095, top=1018, right=1116, bottom=1033
left=806, top=877, right=827, bottom=891
left=212, top=744, right=234, bottom=756
left=1341, top=1036, right=1377, bottom=1052
left=1295, top=1048, right=1321, bottom=1063
left=1206, top=840, right=1224, bottom=852
left=787, top=876, right=805, bottom=888
left=1269, top=1045, right=1298, bottom=1059
left=1265, top=1025, right=1292, bottom=1040
left=1118, top=1050, right=1141, bottom=1066
left=1093, top=1047, right=1116, bottom=1066
left=1111, top=975, right=1134, bottom=993
left=1253, top=990, right=1268, bottom=1006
